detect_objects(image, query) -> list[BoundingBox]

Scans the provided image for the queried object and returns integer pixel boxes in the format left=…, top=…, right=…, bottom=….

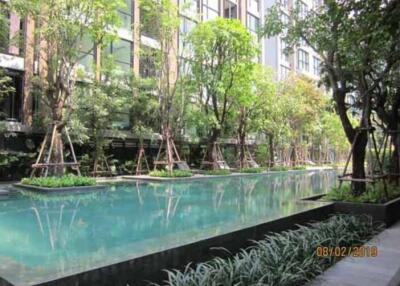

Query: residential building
left=0, top=0, right=264, bottom=127
left=262, top=0, right=322, bottom=81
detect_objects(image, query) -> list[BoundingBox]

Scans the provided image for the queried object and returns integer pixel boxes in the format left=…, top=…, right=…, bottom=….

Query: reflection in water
left=0, top=170, right=337, bottom=285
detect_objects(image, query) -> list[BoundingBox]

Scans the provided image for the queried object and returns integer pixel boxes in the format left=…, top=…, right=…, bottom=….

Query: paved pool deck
left=310, top=221, right=400, bottom=286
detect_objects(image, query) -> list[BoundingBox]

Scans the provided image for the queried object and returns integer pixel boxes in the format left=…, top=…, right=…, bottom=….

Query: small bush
left=323, top=182, right=400, bottom=203
left=21, top=175, right=96, bottom=188
left=240, top=167, right=265, bottom=173
left=203, top=169, right=231, bottom=176
left=269, top=165, right=289, bottom=171
left=149, top=170, right=193, bottom=178
left=155, top=215, right=382, bottom=286
left=291, top=165, right=307, bottom=170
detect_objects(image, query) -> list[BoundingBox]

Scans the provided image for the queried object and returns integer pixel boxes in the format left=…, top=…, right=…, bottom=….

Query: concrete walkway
left=310, top=221, right=400, bottom=286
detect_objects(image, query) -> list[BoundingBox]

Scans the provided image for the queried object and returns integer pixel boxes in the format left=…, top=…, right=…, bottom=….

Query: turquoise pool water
left=0, top=170, right=336, bottom=285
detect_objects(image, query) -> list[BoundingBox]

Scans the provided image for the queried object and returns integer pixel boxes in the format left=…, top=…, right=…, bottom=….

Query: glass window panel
left=224, top=0, right=237, bottom=19
left=247, top=13, right=259, bottom=33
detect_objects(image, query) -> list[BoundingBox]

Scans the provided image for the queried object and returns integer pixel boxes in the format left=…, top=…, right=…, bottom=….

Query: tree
left=262, top=0, right=400, bottom=194
left=140, top=0, right=183, bottom=172
left=71, top=63, right=132, bottom=176
left=236, top=65, right=276, bottom=169
left=11, top=0, right=124, bottom=175
left=186, top=18, right=258, bottom=168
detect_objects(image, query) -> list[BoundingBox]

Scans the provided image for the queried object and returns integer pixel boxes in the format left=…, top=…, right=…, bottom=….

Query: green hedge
left=149, top=170, right=193, bottom=178
left=156, top=215, right=381, bottom=286
left=292, top=165, right=307, bottom=170
left=323, top=182, right=400, bottom=203
left=21, top=175, right=96, bottom=188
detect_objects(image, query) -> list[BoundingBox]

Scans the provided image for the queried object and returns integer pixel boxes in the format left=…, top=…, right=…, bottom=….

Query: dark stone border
left=302, top=194, right=400, bottom=227
left=13, top=183, right=107, bottom=193
left=2, top=204, right=333, bottom=286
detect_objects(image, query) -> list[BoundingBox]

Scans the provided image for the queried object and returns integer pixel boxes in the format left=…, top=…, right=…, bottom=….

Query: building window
left=118, top=0, right=133, bottom=30
left=248, top=0, right=259, bottom=12
left=179, top=17, right=196, bottom=51
left=280, top=38, right=289, bottom=63
left=247, top=13, right=259, bottom=33
left=0, top=9, right=23, bottom=56
left=0, top=71, right=22, bottom=122
left=280, top=65, right=290, bottom=80
left=78, top=34, right=94, bottom=72
left=297, top=49, right=309, bottom=72
left=313, top=56, right=321, bottom=75
left=297, top=0, right=308, bottom=19
left=202, top=0, right=219, bottom=20
left=181, top=0, right=199, bottom=15
left=224, top=0, right=237, bottom=19
left=280, top=0, right=289, bottom=10
left=104, top=39, right=132, bottom=72
left=139, top=45, right=157, bottom=78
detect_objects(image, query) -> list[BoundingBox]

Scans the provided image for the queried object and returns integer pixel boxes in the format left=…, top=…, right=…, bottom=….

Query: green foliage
left=71, top=63, right=133, bottom=171
left=156, top=215, right=382, bottom=286
left=0, top=151, right=36, bottom=178
left=240, top=167, right=265, bottom=173
left=149, top=170, right=193, bottom=178
left=270, top=165, right=289, bottom=171
left=292, top=165, right=307, bottom=170
left=21, top=175, right=96, bottom=188
left=323, top=183, right=400, bottom=204
left=203, top=169, right=231, bottom=176
left=186, top=18, right=259, bottom=139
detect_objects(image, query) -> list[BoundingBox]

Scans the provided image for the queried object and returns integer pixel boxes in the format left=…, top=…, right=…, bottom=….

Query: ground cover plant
left=323, top=182, right=400, bottom=204
left=149, top=170, right=193, bottom=178
left=202, top=170, right=231, bottom=176
left=21, top=175, right=96, bottom=188
left=269, top=165, right=289, bottom=171
left=291, top=166, right=307, bottom=170
left=240, top=167, right=265, bottom=173
left=155, top=214, right=381, bottom=286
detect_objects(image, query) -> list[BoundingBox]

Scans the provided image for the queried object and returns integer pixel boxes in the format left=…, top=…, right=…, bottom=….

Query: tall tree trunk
left=290, top=142, right=297, bottom=167
left=268, top=134, right=274, bottom=168
left=237, top=110, right=247, bottom=169
left=204, top=127, right=221, bottom=169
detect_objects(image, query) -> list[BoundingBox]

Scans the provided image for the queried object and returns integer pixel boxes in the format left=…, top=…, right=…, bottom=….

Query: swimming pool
left=0, top=170, right=336, bottom=285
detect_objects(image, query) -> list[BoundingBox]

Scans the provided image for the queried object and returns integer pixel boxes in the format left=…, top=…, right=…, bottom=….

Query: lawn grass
left=21, top=175, right=96, bottom=188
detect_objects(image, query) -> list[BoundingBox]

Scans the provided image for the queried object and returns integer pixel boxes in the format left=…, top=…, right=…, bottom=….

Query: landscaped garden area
left=0, top=0, right=399, bottom=285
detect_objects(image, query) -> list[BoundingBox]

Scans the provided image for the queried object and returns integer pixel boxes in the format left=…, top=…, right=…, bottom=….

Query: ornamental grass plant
left=156, top=215, right=382, bottom=286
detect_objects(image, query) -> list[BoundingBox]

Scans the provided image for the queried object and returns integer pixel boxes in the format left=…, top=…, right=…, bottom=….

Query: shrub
left=240, top=167, right=265, bottom=173
left=149, top=170, right=193, bottom=178
left=323, top=182, right=400, bottom=203
left=203, top=169, right=231, bottom=176
left=21, top=175, right=96, bottom=188
left=269, top=165, right=289, bottom=171
left=156, top=215, right=382, bottom=286
left=291, top=165, right=307, bottom=170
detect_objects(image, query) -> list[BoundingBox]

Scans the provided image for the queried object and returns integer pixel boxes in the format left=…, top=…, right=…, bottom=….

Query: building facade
left=0, top=0, right=324, bottom=128
left=263, top=0, right=322, bottom=80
